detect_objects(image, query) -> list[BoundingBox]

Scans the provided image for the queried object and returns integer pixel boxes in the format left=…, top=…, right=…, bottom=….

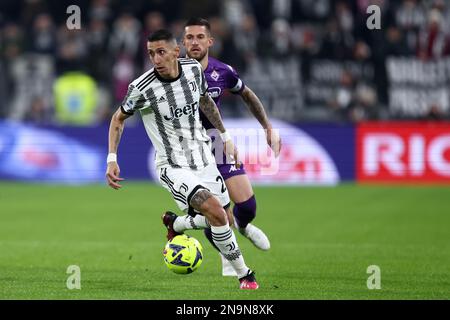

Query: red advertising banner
left=357, top=122, right=450, bottom=183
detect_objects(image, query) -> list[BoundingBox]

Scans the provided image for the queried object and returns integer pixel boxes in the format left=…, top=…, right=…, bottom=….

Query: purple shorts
left=217, top=163, right=247, bottom=180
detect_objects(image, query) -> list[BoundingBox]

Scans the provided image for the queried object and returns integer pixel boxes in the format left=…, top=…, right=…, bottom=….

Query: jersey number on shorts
left=216, top=175, right=226, bottom=193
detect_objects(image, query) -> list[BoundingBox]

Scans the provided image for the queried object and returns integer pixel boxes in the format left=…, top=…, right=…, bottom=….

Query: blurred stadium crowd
left=1, top=0, right=450, bottom=125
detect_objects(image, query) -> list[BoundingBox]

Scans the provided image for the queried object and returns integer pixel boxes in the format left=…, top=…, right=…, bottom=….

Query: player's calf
left=190, top=189, right=227, bottom=226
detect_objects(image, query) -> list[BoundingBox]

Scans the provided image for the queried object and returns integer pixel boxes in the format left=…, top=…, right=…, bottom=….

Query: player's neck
left=199, top=55, right=208, bottom=71
left=167, top=60, right=180, bottom=79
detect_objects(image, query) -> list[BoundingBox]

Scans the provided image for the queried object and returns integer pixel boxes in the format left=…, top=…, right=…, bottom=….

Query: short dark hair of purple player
left=184, top=17, right=211, bottom=35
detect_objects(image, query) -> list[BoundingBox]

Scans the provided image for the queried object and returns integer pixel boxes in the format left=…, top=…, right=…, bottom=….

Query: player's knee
left=233, top=195, right=257, bottom=227
left=190, top=189, right=227, bottom=225
left=204, top=199, right=227, bottom=226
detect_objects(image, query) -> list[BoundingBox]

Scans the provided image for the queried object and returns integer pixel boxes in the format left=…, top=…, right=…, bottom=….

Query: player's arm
left=239, top=86, right=282, bottom=157
left=106, top=108, right=131, bottom=189
left=199, top=94, right=226, bottom=133
left=199, top=94, right=240, bottom=167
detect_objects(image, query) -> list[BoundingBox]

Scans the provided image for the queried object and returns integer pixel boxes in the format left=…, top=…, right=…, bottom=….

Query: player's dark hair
left=147, top=29, right=176, bottom=43
left=184, top=17, right=211, bottom=32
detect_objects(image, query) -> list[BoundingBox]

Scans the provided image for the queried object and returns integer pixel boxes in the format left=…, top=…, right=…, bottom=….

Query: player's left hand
left=224, top=139, right=241, bottom=169
left=266, top=127, right=282, bottom=157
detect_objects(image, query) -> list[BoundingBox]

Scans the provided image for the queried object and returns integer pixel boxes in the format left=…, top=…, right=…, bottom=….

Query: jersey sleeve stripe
left=229, top=78, right=244, bottom=93
left=137, top=74, right=156, bottom=91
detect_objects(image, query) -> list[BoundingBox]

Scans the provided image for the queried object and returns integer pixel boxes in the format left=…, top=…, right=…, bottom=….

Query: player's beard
left=187, top=48, right=207, bottom=63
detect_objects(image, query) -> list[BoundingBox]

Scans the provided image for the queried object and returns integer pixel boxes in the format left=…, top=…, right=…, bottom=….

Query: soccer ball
left=163, top=234, right=203, bottom=274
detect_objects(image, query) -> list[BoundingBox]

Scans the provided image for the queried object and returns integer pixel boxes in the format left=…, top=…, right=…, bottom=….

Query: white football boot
left=238, top=223, right=271, bottom=251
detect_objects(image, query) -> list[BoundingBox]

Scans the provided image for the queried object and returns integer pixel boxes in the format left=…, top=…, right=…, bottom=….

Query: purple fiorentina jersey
left=200, top=57, right=245, bottom=130
left=199, top=57, right=247, bottom=179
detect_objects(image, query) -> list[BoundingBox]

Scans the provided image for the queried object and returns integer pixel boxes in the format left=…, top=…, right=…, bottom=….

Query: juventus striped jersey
left=121, top=58, right=214, bottom=170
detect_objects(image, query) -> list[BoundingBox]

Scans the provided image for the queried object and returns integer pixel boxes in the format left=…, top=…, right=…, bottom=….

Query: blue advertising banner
left=300, top=123, right=355, bottom=181
left=0, top=121, right=105, bottom=184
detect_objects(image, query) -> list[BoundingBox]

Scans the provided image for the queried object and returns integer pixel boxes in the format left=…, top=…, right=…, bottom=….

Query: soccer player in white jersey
left=105, top=30, right=258, bottom=290
left=161, top=18, right=282, bottom=276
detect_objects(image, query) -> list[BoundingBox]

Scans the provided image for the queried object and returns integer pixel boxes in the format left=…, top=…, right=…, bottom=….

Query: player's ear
left=208, top=37, right=214, bottom=48
left=174, top=45, right=180, bottom=58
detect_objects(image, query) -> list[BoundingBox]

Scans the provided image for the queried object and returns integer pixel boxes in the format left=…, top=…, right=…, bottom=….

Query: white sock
left=211, top=224, right=250, bottom=278
left=173, top=215, right=209, bottom=232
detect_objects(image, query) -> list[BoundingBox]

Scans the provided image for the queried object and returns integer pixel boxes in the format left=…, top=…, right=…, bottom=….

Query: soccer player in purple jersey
left=162, top=18, right=281, bottom=276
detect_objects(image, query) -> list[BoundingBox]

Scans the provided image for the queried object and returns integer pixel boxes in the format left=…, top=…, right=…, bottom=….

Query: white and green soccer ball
left=163, top=234, right=203, bottom=274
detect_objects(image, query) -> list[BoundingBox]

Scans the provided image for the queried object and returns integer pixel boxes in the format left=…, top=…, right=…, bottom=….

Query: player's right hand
left=106, top=162, right=124, bottom=189
left=266, top=127, right=282, bottom=158
left=224, top=139, right=241, bottom=169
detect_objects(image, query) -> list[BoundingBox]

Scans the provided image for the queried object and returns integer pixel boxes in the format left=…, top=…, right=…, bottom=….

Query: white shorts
left=157, top=163, right=230, bottom=216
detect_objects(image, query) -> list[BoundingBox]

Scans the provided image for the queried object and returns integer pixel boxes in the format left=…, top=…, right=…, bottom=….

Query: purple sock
left=233, top=195, right=257, bottom=228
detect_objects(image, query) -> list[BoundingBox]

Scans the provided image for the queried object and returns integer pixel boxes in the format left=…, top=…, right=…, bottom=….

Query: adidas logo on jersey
left=158, top=96, right=166, bottom=103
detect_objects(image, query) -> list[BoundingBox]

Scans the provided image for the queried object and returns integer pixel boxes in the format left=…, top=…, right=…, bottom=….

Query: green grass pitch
left=0, top=182, right=449, bottom=299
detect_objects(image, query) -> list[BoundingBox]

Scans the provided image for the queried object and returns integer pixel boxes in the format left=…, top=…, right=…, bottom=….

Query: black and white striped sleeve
left=120, top=84, right=143, bottom=115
